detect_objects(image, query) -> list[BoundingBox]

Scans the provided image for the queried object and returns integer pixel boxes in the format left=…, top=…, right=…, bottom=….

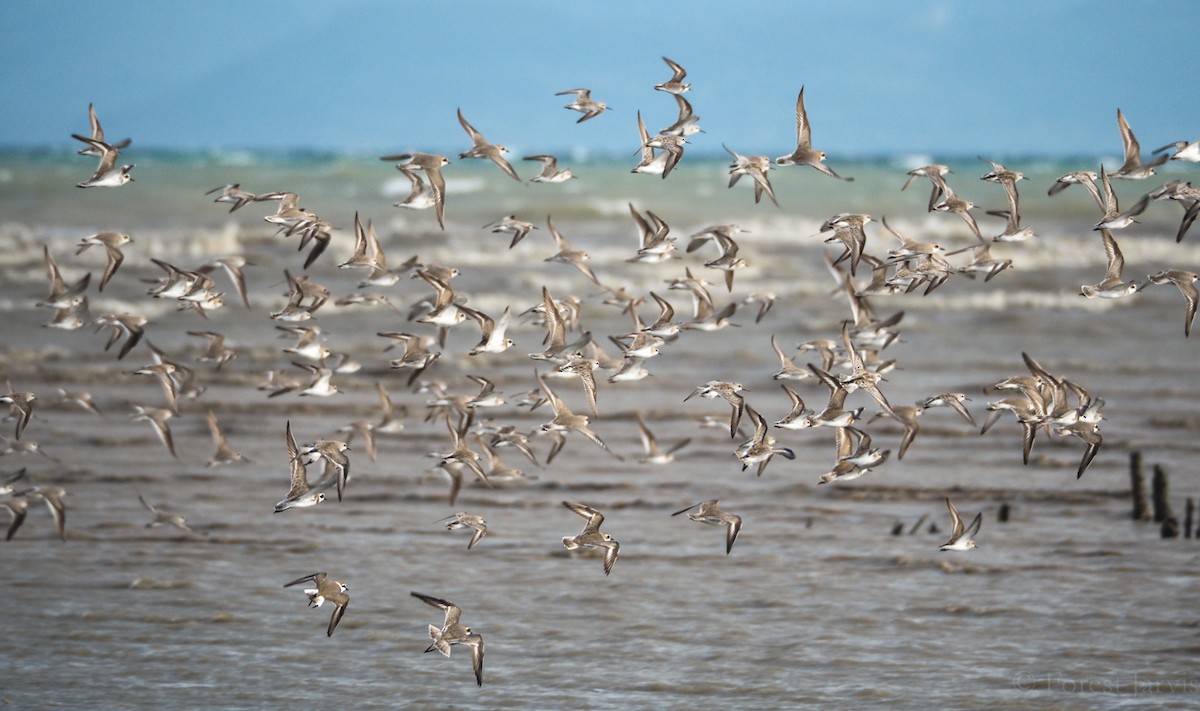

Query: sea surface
left=2, top=150, right=1199, bottom=710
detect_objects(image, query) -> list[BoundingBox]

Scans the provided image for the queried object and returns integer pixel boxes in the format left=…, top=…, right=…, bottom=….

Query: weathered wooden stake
left=1185, top=498, right=1195, bottom=540
left=1152, top=464, right=1171, bottom=524
left=1130, top=451, right=1149, bottom=522
left=1162, top=517, right=1180, bottom=539
left=998, top=502, right=1010, bottom=523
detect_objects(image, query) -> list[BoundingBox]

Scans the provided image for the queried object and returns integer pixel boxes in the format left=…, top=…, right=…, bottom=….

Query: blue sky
left=3, top=1, right=1197, bottom=157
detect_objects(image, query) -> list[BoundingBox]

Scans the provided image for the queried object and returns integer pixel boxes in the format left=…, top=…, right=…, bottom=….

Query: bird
left=0, top=383, right=36, bottom=441
left=484, top=215, right=538, bottom=249
left=76, top=103, right=131, bottom=158
left=1080, top=230, right=1138, bottom=299
left=735, top=405, right=796, bottom=477
left=187, top=330, right=237, bottom=370
left=38, top=244, right=90, bottom=311
left=672, top=500, right=742, bottom=554
left=456, top=108, right=520, bottom=181
left=411, top=591, right=485, bottom=686
left=1154, top=140, right=1200, bottom=163
left=820, top=213, right=871, bottom=276
left=662, top=93, right=702, bottom=136
left=204, top=184, right=257, bottom=212
left=138, top=494, right=203, bottom=537
left=901, top=164, right=951, bottom=211
left=932, top=183, right=982, bottom=240
left=556, top=88, right=609, bottom=122
left=920, top=393, right=976, bottom=427
left=545, top=215, right=603, bottom=286
left=555, top=353, right=601, bottom=416
left=1139, top=269, right=1199, bottom=337
left=379, top=153, right=449, bottom=229
left=463, top=306, right=514, bottom=356
left=71, top=134, right=134, bottom=188
left=75, top=231, right=131, bottom=292
left=204, top=410, right=250, bottom=467
left=133, top=363, right=180, bottom=414
left=631, top=111, right=671, bottom=177
left=437, top=511, right=488, bottom=550
left=1112, top=108, right=1169, bottom=179
left=939, top=496, right=981, bottom=551
left=2, top=496, right=29, bottom=541
left=390, top=162, right=440, bottom=212
left=775, top=87, right=849, bottom=180
left=297, top=437, right=351, bottom=502
left=523, top=154, right=573, bottom=183
left=1099, top=172, right=1150, bottom=235
left=654, top=56, right=690, bottom=94
left=17, top=486, right=67, bottom=542
left=724, top=144, right=778, bottom=206
left=560, top=501, right=620, bottom=575
left=129, top=404, right=177, bottom=458
left=0, top=468, right=28, bottom=496
left=774, top=383, right=814, bottom=430
left=684, top=380, right=746, bottom=439
left=536, top=372, right=621, bottom=460
left=198, top=256, right=253, bottom=309
left=1047, top=170, right=1104, bottom=211
left=274, top=421, right=332, bottom=513
left=284, top=572, right=349, bottom=637
left=634, top=411, right=690, bottom=464
left=638, top=130, right=687, bottom=180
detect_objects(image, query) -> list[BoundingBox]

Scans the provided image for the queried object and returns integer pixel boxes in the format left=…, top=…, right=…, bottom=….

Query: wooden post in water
left=1130, top=451, right=1149, bottom=522
left=1152, top=464, right=1171, bottom=524
left=998, top=502, right=1010, bottom=523
left=1185, top=498, right=1195, bottom=540
left=1162, top=517, right=1180, bottom=539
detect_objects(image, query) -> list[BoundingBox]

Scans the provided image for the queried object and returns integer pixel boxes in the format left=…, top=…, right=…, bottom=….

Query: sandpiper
left=735, top=405, right=796, bottom=477
left=411, top=591, right=485, bottom=686
left=724, top=144, right=778, bottom=206
left=1139, top=269, right=1199, bottom=337
left=75, top=231, right=131, bottom=292
left=437, top=511, right=488, bottom=549
left=634, top=411, right=690, bottom=464
left=456, top=108, right=520, bottom=181
left=379, top=153, right=449, bottom=229
left=775, top=87, right=849, bottom=180
left=672, top=499, right=742, bottom=554
left=654, top=56, right=690, bottom=94
left=205, top=183, right=257, bottom=212
left=72, top=134, right=134, bottom=188
left=274, top=421, right=330, bottom=513
left=1080, top=229, right=1138, bottom=299
left=939, top=496, right=981, bottom=551
left=138, top=494, right=203, bottom=536
left=684, top=380, right=746, bottom=438
left=484, top=215, right=538, bottom=249
left=561, top=501, right=620, bottom=575
left=536, top=372, right=621, bottom=459
left=524, top=154, right=574, bottom=183
left=1112, top=108, right=1168, bottom=179
left=284, top=572, right=349, bottom=637
left=556, top=88, right=609, bottom=123
left=1154, top=140, right=1200, bottom=163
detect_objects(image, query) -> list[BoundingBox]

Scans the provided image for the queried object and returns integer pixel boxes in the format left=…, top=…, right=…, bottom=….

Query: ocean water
left=2, top=149, right=1200, bottom=710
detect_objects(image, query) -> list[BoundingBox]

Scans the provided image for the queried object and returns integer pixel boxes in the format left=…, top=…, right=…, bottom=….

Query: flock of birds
left=4, top=55, right=1199, bottom=687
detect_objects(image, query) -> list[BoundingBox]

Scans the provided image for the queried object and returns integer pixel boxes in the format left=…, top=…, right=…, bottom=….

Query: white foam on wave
left=443, top=177, right=487, bottom=195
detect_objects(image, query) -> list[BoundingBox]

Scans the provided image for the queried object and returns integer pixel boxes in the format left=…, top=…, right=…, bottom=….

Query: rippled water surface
left=2, top=154, right=1199, bottom=710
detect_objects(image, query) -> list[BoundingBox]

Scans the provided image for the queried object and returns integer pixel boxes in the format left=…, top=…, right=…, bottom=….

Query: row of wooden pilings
left=1129, top=451, right=1192, bottom=538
